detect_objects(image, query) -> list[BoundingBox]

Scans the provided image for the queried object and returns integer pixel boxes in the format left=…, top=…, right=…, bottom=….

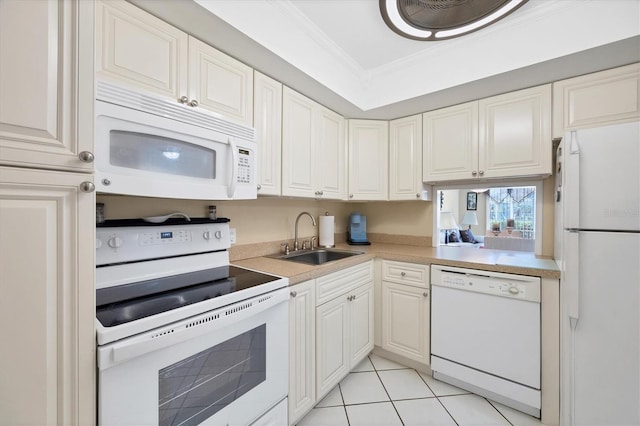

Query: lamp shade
left=461, top=211, right=478, bottom=227
left=439, top=211, right=458, bottom=230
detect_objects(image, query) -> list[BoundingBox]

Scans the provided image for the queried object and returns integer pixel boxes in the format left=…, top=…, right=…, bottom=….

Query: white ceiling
left=131, top=0, right=640, bottom=119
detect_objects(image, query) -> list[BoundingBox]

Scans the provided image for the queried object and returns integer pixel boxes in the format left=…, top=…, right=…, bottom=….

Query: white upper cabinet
left=389, top=114, right=423, bottom=200
left=423, top=102, right=479, bottom=182
left=96, top=0, right=253, bottom=125
left=282, top=87, right=346, bottom=200
left=188, top=37, right=253, bottom=126
left=317, top=107, right=347, bottom=200
left=423, top=85, right=551, bottom=183
left=0, top=0, right=94, bottom=172
left=96, top=0, right=188, bottom=101
left=479, top=84, right=552, bottom=179
left=348, top=120, right=389, bottom=201
left=553, top=63, right=640, bottom=138
left=253, top=71, right=282, bottom=196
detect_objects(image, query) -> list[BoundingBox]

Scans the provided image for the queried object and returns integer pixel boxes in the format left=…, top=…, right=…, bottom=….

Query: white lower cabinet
left=381, top=261, right=430, bottom=365
left=288, top=280, right=315, bottom=426
left=315, top=261, right=374, bottom=400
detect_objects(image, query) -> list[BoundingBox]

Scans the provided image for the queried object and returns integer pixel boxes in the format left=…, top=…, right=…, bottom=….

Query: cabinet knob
left=290, top=291, right=297, bottom=298
left=400, top=272, right=406, bottom=277
left=349, top=194, right=354, bottom=199
left=189, top=99, right=199, bottom=107
left=479, top=170, right=485, bottom=176
left=78, top=151, right=94, bottom=163
left=416, top=193, right=420, bottom=198
left=257, top=184, right=262, bottom=190
left=318, top=190, right=323, bottom=196
left=471, top=170, right=478, bottom=176
left=423, top=292, right=429, bottom=297
left=178, top=96, right=189, bottom=104
left=102, top=178, right=111, bottom=186
left=79, top=181, right=95, bottom=193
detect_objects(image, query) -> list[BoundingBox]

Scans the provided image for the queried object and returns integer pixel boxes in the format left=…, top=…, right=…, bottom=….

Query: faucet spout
left=294, top=212, right=317, bottom=251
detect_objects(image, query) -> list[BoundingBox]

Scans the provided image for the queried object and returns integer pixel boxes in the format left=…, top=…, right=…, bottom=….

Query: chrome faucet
left=294, top=212, right=317, bottom=251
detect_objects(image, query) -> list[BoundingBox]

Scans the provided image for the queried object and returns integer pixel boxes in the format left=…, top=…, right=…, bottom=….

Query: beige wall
left=98, top=180, right=555, bottom=256
left=357, top=201, right=433, bottom=237
left=97, top=195, right=352, bottom=245
left=97, top=194, right=434, bottom=242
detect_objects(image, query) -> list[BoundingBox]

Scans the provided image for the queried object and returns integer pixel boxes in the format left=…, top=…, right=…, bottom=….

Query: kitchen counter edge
left=232, top=243, right=560, bottom=285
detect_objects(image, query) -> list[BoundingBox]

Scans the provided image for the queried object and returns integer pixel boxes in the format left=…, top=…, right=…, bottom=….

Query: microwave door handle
left=228, top=137, right=238, bottom=199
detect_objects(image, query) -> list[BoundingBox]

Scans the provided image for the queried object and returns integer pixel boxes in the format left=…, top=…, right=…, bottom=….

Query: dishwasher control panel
left=432, top=265, right=540, bottom=303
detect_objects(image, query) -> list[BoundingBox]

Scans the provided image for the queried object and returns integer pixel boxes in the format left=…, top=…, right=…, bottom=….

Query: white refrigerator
left=555, top=121, right=640, bottom=426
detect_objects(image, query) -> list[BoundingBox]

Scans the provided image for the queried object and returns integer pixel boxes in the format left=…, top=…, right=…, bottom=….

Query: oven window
left=110, top=130, right=216, bottom=179
left=158, top=324, right=266, bottom=425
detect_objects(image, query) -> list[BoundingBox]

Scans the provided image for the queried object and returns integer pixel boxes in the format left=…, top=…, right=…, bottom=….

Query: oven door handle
left=99, top=289, right=288, bottom=370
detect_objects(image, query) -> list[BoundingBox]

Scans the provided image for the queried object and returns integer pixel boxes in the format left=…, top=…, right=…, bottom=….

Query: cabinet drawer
left=316, top=261, right=373, bottom=306
left=382, top=260, right=429, bottom=287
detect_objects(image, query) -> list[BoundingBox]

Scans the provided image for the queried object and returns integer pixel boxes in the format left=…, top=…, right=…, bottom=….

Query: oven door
left=98, top=288, right=288, bottom=426
left=95, top=100, right=256, bottom=200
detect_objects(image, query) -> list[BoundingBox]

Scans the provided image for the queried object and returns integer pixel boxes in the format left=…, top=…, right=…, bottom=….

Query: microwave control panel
left=237, top=148, right=252, bottom=184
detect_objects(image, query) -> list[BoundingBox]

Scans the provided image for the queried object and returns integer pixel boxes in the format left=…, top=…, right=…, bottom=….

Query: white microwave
left=95, top=81, right=257, bottom=200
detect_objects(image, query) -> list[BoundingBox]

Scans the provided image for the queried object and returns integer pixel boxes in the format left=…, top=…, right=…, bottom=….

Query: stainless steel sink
left=268, top=248, right=364, bottom=265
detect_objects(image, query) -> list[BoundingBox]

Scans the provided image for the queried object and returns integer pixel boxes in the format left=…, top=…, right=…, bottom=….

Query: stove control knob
left=108, top=236, right=123, bottom=248
left=203, top=231, right=214, bottom=240
left=508, top=286, right=519, bottom=295
left=215, top=230, right=223, bottom=239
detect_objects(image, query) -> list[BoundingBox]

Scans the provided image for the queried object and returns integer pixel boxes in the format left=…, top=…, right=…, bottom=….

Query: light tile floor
left=298, top=354, right=545, bottom=426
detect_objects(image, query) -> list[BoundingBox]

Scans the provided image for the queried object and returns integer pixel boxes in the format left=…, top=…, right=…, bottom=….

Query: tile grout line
left=416, top=369, right=460, bottom=426
left=485, top=398, right=515, bottom=426
left=373, top=369, right=406, bottom=425
left=337, top=382, right=351, bottom=426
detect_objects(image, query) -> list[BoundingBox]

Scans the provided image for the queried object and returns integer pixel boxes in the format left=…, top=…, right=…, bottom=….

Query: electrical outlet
left=229, top=228, right=236, bottom=245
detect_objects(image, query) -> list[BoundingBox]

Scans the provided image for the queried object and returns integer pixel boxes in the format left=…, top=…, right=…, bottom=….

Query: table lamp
left=440, top=211, right=458, bottom=244
left=461, top=211, right=478, bottom=230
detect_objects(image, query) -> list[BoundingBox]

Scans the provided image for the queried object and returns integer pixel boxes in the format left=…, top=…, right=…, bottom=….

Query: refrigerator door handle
left=569, top=130, right=580, bottom=154
left=564, top=131, right=581, bottom=230
left=566, top=231, right=580, bottom=325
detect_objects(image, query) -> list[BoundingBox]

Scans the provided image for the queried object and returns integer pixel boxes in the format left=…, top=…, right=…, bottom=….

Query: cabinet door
left=316, top=106, right=347, bottom=200
left=282, top=88, right=316, bottom=198
left=389, top=114, right=423, bottom=200
left=1, top=0, right=94, bottom=172
left=96, top=0, right=188, bottom=101
left=423, top=102, right=478, bottom=182
left=348, top=120, right=389, bottom=201
left=288, top=281, right=315, bottom=426
left=0, top=167, right=95, bottom=425
left=349, top=282, right=374, bottom=367
left=479, top=84, right=552, bottom=179
left=381, top=282, right=430, bottom=364
left=254, top=72, right=282, bottom=196
left=552, top=63, right=640, bottom=138
left=316, top=295, right=349, bottom=400
left=188, top=37, right=254, bottom=126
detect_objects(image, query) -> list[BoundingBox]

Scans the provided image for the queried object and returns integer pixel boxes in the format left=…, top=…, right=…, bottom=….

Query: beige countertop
left=232, top=242, right=560, bottom=285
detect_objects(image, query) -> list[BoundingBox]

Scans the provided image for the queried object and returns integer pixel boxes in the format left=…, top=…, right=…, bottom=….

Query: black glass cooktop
left=96, top=266, right=280, bottom=327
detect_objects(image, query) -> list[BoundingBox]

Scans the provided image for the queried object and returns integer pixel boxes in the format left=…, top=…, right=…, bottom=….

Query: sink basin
left=269, top=248, right=364, bottom=265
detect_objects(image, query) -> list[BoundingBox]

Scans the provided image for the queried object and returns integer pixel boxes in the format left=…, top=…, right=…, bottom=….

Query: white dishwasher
left=430, top=265, right=541, bottom=418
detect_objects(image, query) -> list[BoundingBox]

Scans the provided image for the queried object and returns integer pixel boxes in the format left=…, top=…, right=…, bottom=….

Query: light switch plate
left=229, top=228, right=236, bottom=245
